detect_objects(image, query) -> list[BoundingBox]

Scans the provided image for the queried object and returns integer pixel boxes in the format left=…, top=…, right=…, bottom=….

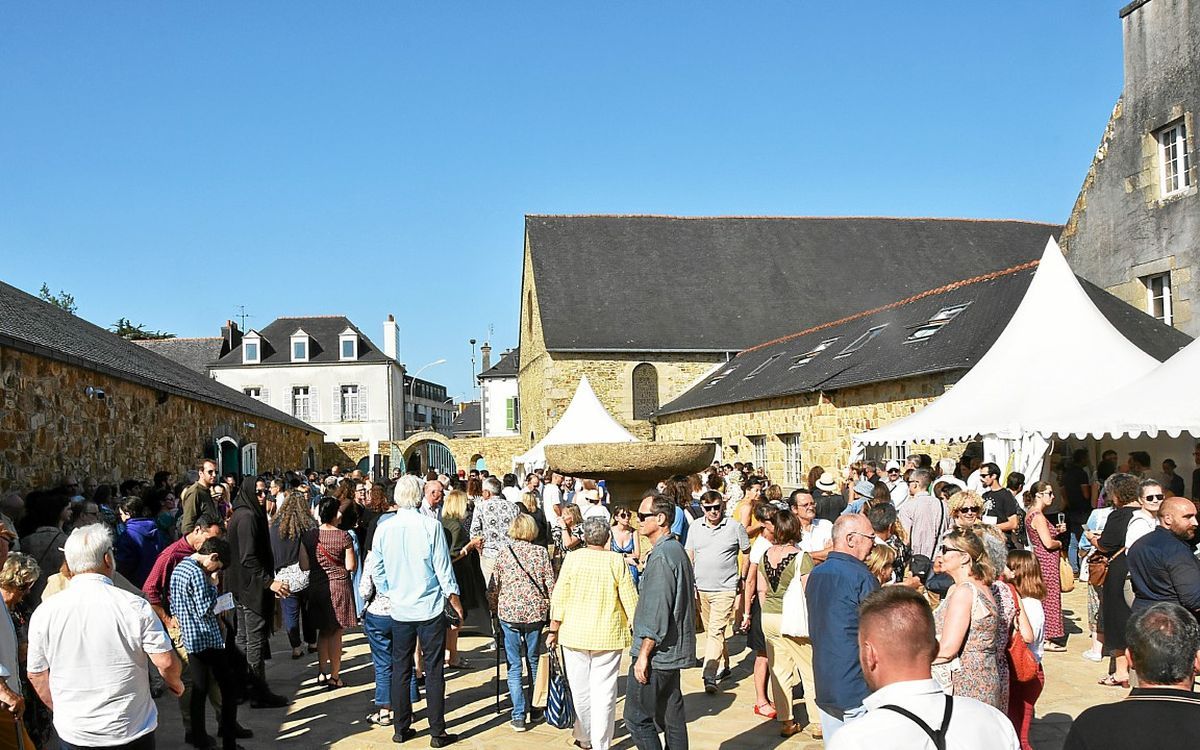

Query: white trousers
left=562, top=647, right=623, bottom=750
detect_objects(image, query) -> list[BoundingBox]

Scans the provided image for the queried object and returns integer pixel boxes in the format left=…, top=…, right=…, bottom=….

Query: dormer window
left=291, top=329, right=310, bottom=363
left=789, top=338, right=840, bottom=369
left=242, top=332, right=261, bottom=364
left=339, top=328, right=358, bottom=361
left=906, top=303, right=970, bottom=342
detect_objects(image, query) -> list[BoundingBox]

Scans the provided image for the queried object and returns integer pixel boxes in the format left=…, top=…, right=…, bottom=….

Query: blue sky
left=2, top=2, right=1128, bottom=400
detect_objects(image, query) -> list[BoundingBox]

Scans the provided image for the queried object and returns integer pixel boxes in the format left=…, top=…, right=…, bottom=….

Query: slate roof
left=526, top=215, right=1063, bottom=352
left=0, top=281, right=321, bottom=433
left=450, top=402, right=482, bottom=436
left=134, top=337, right=223, bottom=374
left=655, top=264, right=1192, bottom=417
left=478, top=348, right=518, bottom=380
left=210, top=316, right=389, bottom=367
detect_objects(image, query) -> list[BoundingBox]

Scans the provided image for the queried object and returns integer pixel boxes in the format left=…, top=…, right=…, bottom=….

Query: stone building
left=1062, top=0, right=1199, bottom=335
left=654, top=260, right=1189, bottom=487
left=0, top=280, right=323, bottom=493
left=518, top=215, right=1064, bottom=445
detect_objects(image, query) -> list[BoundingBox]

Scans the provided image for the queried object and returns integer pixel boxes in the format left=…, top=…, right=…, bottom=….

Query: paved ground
left=154, top=583, right=1123, bottom=749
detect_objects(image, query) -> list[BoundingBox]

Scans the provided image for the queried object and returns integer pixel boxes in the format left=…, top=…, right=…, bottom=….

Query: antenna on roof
left=235, top=305, right=252, bottom=331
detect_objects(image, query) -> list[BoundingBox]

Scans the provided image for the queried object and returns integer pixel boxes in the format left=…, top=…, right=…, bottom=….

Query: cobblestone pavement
left=154, top=583, right=1122, bottom=749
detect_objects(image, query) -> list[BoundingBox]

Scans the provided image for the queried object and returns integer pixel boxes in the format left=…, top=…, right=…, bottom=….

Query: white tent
left=854, top=237, right=1162, bottom=479
left=1037, top=335, right=1200, bottom=440
left=513, top=376, right=637, bottom=471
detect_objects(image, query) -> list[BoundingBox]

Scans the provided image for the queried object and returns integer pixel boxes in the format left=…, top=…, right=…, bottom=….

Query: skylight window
left=836, top=325, right=887, bottom=357
left=906, top=303, right=970, bottom=342
left=789, top=338, right=840, bottom=369
left=744, top=354, right=781, bottom=380
left=703, top=364, right=741, bottom=389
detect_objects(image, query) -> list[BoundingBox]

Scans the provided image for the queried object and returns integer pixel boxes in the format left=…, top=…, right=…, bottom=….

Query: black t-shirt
left=983, top=488, right=1022, bottom=549
left=1062, top=466, right=1091, bottom=515
left=813, top=491, right=846, bottom=524
left=1064, top=688, right=1200, bottom=750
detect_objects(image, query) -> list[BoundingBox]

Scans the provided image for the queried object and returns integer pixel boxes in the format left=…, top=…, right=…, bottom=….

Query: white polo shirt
left=27, top=573, right=173, bottom=747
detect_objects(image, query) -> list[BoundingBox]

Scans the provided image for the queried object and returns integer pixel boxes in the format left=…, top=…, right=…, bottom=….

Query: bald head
left=857, top=587, right=938, bottom=692
left=1160, top=497, right=1198, bottom=542
left=833, top=513, right=875, bottom=560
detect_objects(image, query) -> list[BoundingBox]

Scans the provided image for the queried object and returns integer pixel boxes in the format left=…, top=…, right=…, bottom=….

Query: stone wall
left=0, top=347, right=322, bottom=493
left=324, top=435, right=528, bottom=477
left=654, top=372, right=963, bottom=489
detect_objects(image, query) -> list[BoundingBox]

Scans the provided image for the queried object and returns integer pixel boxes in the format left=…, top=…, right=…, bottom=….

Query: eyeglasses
left=847, top=531, right=876, bottom=544
left=702, top=504, right=722, bottom=512
left=978, top=472, right=990, bottom=478
left=1037, top=490, right=1054, bottom=497
left=203, top=470, right=217, bottom=475
left=939, top=545, right=965, bottom=556
left=636, top=512, right=657, bottom=521
left=957, top=506, right=981, bottom=514
left=1144, top=494, right=1165, bottom=502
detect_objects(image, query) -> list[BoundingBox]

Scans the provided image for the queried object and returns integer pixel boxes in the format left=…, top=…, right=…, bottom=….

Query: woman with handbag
left=757, top=509, right=820, bottom=740
left=270, top=490, right=317, bottom=659
left=1005, top=550, right=1045, bottom=750
left=932, top=528, right=1003, bottom=709
left=487, top=513, right=556, bottom=732
left=546, top=518, right=638, bottom=750
left=1025, top=483, right=1068, bottom=651
left=300, top=496, right=357, bottom=689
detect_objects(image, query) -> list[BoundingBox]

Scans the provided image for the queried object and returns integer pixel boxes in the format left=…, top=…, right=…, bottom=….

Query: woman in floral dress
left=933, top=528, right=1003, bottom=708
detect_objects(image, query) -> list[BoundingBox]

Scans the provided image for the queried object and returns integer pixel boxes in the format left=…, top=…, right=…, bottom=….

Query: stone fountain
left=544, top=440, right=716, bottom=509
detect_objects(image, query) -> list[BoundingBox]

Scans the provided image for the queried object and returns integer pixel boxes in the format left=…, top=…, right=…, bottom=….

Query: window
left=291, top=331, right=309, bottom=363
left=292, top=386, right=312, bottom=420
left=703, top=363, right=741, bottom=388
left=744, top=354, right=781, bottom=380
left=243, top=340, right=259, bottom=364
left=1158, top=120, right=1192, bottom=197
left=243, top=386, right=268, bottom=404
left=863, top=443, right=908, bottom=464
left=789, top=338, right=840, bottom=369
left=341, top=385, right=360, bottom=421
left=749, top=435, right=768, bottom=472
left=339, top=328, right=358, bottom=361
left=781, top=434, right=803, bottom=486
left=1144, top=272, right=1173, bottom=325
left=906, top=303, right=971, bottom=342
left=836, top=325, right=887, bottom=357
left=632, top=363, right=659, bottom=419
left=506, top=397, right=518, bottom=431
left=240, top=443, right=258, bottom=476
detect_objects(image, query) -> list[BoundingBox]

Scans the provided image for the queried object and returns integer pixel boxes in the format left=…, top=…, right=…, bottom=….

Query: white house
left=207, top=315, right=407, bottom=459
left=478, top=345, right=519, bottom=438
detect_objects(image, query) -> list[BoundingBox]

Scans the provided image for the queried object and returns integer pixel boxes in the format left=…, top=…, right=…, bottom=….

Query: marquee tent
left=854, top=237, right=1162, bottom=479
left=513, top=375, right=637, bottom=471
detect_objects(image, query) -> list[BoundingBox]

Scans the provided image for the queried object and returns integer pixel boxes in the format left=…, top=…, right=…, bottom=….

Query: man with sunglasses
left=978, top=463, right=1022, bottom=550
left=625, top=491, right=696, bottom=750
left=882, top=461, right=909, bottom=507
left=181, top=459, right=220, bottom=534
left=685, top=493, right=749, bottom=695
left=1128, top=494, right=1200, bottom=619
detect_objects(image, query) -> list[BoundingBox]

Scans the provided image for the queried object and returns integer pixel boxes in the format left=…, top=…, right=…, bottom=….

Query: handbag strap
left=509, top=545, right=549, bottom=600
left=880, top=694, right=954, bottom=750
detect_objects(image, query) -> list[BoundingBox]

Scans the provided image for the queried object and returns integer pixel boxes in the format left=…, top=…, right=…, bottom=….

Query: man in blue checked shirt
left=170, top=537, right=245, bottom=750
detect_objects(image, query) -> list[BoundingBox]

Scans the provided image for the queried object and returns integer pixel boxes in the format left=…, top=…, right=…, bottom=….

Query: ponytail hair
left=943, top=528, right=995, bottom=583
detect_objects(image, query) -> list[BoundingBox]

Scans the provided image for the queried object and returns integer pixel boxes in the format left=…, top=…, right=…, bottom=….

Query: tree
left=38, top=283, right=77, bottom=314
left=110, top=317, right=176, bottom=341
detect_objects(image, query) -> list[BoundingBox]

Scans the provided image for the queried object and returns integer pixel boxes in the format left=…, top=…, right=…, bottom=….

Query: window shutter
left=261, top=388, right=270, bottom=407
left=359, top=384, right=369, bottom=421
left=506, top=398, right=516, bottom=431
left=310, top=386, right=320, bottom=422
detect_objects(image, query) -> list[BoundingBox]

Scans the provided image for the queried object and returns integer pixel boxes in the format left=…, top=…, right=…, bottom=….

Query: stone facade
left=654, top=372, right=963, bottom=488
left=0, top=347, right=322, bottom=493
left=322, top=434, right=527, bottom=477
left=1062, top=0, right=1199, bottom=335
left=517, top=236, right=727, bottom=442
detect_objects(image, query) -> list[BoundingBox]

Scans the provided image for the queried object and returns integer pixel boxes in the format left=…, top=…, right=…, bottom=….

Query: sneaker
left=1082, top=650, right=1104, bottom=662
left=510, top=720, right=529, bottom=732
left=714, top=667, right=732, bottom=681
left=429, top=734, right=459, bottom=748
left=703, top=679, right=717, bottom=695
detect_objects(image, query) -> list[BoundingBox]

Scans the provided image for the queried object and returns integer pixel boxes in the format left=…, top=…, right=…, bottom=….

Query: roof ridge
left=741, top=259, right=1041, bottom=355
left=274, top=315, right=349, bottom=320
left=135, top=336, right=221, bottom=343
left=526, top=214, right=1060, bottom=225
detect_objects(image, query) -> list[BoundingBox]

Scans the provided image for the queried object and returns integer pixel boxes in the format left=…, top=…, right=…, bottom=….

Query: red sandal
left=753, top=702, right=777, bottom=719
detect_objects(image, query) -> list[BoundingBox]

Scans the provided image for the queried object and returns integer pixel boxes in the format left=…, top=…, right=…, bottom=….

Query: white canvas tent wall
left=513, top=375, right=637, bottom=472
left=854, top=238, right=1161, bottom=481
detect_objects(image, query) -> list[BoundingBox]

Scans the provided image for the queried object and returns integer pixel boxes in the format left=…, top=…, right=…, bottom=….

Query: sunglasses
left=702, top=504, right=722, bottom=511
left=256, top=489, right=268, bottom=495
left=939, top=545, right=965, bottom=556
left=637, top=512, right=657, bottom=521
left=616, top=511, right=630, bottom=518
left=957, top=506, right=981, bottom=514
left=887, top=469, right=900, bottom=474
left=1144, top=494, right=1165, bottom=501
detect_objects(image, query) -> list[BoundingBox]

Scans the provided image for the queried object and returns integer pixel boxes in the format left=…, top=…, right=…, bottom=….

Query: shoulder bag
left=508, top=545, right=551, bottom=615
left=1059, top=550, right=1076, bottom=593
left=1005, top=583, right=1039, bottom=683
left=1086, top=547, right=1120, bottom=586
left=545, top=647, right=575, bottom=729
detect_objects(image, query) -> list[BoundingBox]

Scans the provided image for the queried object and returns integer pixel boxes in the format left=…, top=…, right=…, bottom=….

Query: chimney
left=480, top=341, right=492, bottom=371
left=219, top=320, right=242, bottom=357
left=382, top=314, right=399, bottom=360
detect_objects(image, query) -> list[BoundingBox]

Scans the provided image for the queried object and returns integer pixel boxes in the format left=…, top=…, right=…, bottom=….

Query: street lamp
left=408, top=358, right=446, bottom=435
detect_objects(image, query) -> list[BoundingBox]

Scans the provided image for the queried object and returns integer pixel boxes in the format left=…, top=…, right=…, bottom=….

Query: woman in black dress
left=1096, top=473, right=1142, bottom=688
left=441, top=489, right=487, bottom=668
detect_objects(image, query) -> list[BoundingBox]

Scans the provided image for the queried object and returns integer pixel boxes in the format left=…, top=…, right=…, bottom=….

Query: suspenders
left=879, top=695, right=955, bottom=750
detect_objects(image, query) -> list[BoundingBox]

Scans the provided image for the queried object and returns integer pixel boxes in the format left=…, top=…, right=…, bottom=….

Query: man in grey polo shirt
left=685, top=492, right=749, bottom=695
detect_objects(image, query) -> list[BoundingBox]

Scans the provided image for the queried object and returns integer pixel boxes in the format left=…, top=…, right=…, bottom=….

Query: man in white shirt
left=501, top=473, right=524, bottom=505
left=542, top=472, right=564, bottom=530
left=883, top=461, right=909, bottom=507
left=828, top=587, right=1018, bottom=750
left=27, top=524, right=184, bottom=749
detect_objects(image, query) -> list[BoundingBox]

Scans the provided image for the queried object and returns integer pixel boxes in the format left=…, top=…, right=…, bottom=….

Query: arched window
left=632, top=363, right=659, bottom=420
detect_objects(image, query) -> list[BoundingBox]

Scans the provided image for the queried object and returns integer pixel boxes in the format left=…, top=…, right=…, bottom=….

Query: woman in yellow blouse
left=546, top=518, right=639, bottom=750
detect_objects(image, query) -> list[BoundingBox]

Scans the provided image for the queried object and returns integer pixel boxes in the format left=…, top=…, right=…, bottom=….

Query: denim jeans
left=391, top=615, right=448, bottom=736
left=500, top=621, right=543, bottom=722
left=61, top=732, right=155, bottom=750
left=363, top=611, right=394, bottom=707
left=280, top=592, right=316, bottom=649
left=623, top=665, right=687, bottom=750
left=234, top=603, right=269, bottom=687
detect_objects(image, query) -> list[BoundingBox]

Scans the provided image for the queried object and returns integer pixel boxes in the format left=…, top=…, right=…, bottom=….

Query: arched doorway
left=398, top=431, right=458, bottom=476
left=469, top=453, right=485, bottom=472
left=217, top=437, right=240, bottom=477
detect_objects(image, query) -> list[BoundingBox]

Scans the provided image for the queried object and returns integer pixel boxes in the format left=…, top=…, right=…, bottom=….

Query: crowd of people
left=1, top=443, right=1198, bottom=749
